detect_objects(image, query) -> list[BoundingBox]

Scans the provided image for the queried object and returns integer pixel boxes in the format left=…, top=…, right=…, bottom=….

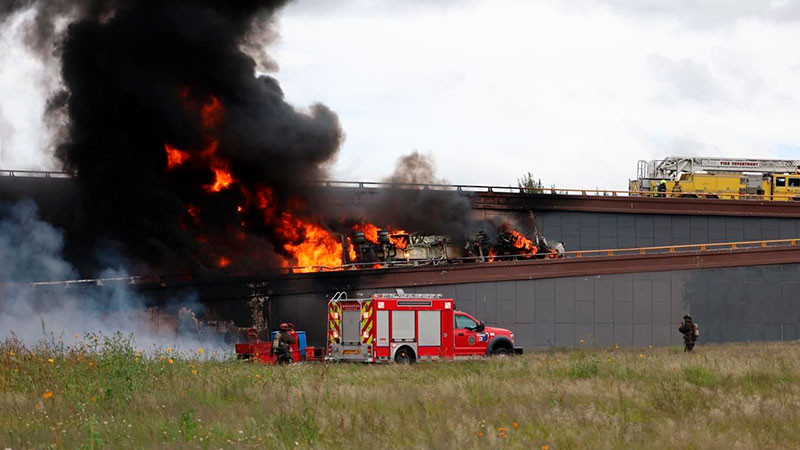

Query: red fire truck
left=327, top=292, right=522, bottom=363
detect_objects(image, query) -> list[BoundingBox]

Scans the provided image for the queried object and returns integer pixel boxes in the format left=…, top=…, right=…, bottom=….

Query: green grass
left=2, top=335, right=800, bottom=449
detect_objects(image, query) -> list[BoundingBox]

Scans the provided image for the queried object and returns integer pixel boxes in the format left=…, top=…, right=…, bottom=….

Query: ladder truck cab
left=326, top=292, right=522, bottom=363
left=630, top=157, right=800, bottom=200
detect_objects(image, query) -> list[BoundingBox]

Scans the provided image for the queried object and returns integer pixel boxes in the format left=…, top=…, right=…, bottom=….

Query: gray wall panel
left=595, top=279, right=614, bottom=323
left=614, top=325, right=633, bottom=346
left=536, top=210, right=800, bottom=254
left=534, top=324, right=554, bottom=346
left=271, top=262, right=800, bottom=350
left=575, top=323, right=593, bottom=343
left=575, top=277, right=593, bottom=301
left=594, top=323, right=614, bottom=346
left=633, top=324, right=651, bottom=347
left=576, top=301, right=594, bottom=324
left=555, top=279, right=575, bottom=323
left=476, top=283, right=496, bottom=322
left=555, top=323, right=574, bottom=346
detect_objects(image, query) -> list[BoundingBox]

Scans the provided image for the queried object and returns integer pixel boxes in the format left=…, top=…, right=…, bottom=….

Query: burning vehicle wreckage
left=340, top=221, right=565, bottom=271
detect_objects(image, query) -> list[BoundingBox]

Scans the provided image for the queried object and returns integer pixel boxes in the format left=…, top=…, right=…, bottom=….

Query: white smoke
left=0, top=9, right=60, bottom=171
left=0, top=200, right=230, bottom=355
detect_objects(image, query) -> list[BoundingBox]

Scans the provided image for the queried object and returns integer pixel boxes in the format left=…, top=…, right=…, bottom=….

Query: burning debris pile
left=345, top=220, right=564, bottom=269
left=1, top=1, right=562, bottom=277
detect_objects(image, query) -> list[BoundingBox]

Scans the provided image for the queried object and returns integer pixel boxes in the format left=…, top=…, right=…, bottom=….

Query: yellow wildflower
left=614, top=344, right=620, bottom=350
left=168, top=358, right=174, bottom=364
left=90, top=396, right=96, bottom=402
left=48, top=358, right=54, bottom=364
left=255, top=374, right=261, bottom=379
left=639, top=354, right=644, bottom=358
left=8, top=351, right=14, bottom=356
left=192, top=369, right=198, bottom=375
left=166, top=347, right=172, bottom=353
left=542, top=446, right=549, bottom=450
left=198, top=348, right=204, bottom=354
left=579, top=339, right=584, bottom=345
left=512, top=422, right=519, bottom=428
left=42, top=391, right=53, bottom=399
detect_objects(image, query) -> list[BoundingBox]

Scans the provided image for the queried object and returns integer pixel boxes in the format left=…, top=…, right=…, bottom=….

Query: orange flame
left=218, top=256, right=231, bottom=268
left=201, top=95, right=223, bottom=129
left=353, top=223, right=379, bottom=243
left=346, top=237, right=357, bottom=262
left=199, top=141, right=233, bottom=192
left=209, top=166, right=233, bottom=192
left=352, top=222, right=408, bottom=249
left=165, top=144, right=190, bottom=169
left=276, top=211, right=344, bottom=272
left=510, top=229, right=537, bottom=253
left=390, top=232, right=408, bottom=249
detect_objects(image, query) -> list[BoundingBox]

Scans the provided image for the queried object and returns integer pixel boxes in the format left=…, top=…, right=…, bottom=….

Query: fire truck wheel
left=491, top=346, right=511, bottom=356
left=394, top=347, right=416, bottom=364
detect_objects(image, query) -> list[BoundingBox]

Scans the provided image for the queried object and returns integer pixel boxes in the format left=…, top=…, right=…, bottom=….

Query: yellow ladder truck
left=630, top=156, right=800, bottom=200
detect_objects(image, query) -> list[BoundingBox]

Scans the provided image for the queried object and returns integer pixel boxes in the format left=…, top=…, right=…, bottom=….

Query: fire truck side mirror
left=474, top=322, right=485, bottom=332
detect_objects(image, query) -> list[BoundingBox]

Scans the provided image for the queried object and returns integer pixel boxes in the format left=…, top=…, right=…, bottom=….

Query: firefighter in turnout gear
left=271, top=323, right=297, bottom=364
left=678, top=315, right=699, bottom=352
left=655, top=179, right=667, bottom=197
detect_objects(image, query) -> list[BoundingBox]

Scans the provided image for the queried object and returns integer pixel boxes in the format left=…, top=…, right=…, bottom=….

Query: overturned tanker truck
left=347, top=225, right=564, bottom=268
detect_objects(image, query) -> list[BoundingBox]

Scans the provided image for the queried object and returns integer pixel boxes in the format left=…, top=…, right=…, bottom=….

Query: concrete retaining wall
left=536, top=211, right=800, bottom=251
left=272, top=263, right=800, bottom=349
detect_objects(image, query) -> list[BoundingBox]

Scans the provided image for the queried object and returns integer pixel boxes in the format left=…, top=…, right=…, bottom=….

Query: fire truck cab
left=327, top=292, right=522, bottom=363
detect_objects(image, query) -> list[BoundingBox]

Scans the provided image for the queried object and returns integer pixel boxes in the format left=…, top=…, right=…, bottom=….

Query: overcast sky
left=4, top=0, right=800, bottom=189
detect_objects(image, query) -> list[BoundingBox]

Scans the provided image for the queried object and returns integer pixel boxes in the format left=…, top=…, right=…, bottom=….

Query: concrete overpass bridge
left=5, top=171, right=800, bottom=349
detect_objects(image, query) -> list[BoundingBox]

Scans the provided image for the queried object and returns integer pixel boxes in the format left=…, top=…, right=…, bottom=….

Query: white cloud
left=271, top=0, right=800, bottom=189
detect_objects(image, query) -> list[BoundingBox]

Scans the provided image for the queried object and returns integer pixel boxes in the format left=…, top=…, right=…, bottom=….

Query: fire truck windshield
left=455, top=314, right=478, bottom=329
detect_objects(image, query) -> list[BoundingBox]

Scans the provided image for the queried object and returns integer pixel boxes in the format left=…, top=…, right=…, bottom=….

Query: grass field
left=2, top=335, right=800, bottom=449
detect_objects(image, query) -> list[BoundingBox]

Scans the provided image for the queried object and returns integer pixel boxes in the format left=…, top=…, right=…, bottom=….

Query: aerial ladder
left=631, top=157, right=800, bottom=198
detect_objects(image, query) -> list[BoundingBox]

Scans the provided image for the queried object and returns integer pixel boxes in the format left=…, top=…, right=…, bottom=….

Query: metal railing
left=312, top=180, right=800, bottom=202
left=3, top=170, right=800, bottom=202
left=0, top=169, right=75, bottom=178
left=565, top=238, right=800, bottom=258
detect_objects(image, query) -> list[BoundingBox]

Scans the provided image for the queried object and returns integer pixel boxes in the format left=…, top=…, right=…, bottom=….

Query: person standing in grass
left=271, top=323, right=297, bottom=364
left=679, top=315, right=699, bottom=352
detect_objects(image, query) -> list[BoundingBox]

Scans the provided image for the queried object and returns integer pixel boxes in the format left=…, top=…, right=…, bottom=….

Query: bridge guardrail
left=4, top=171, right=800, bottom=201
left=0, top=169, right=76, bottom=178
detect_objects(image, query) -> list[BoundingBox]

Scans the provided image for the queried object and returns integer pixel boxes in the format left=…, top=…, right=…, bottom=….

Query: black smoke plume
left=353, top=151, right=489, bottom=242
left=4, top=0, right=343, bottom=275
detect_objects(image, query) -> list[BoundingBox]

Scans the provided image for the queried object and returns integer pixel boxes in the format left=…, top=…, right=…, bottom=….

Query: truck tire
left=492, top=346, right=511, bottom=356
left=394, top=347, right=415, bottom=364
